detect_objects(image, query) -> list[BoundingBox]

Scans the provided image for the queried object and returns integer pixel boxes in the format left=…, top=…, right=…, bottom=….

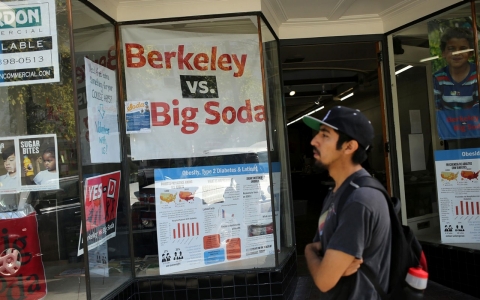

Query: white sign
left=85, top=58, right=121, bottom=163
left=76, top=48, right=118, bottom=166
left=0, top=0, right=60, bottom=86
left=121, top=28, right=266, bottom=160
left=435, top=148, right=480, bottom=243
left=154, top=163, right=278, bottom=275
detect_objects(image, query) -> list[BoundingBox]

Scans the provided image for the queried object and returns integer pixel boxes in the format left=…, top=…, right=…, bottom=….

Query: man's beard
left=314, top=159, right=327, bottom=171
left=313, top=148, right=327, bottom=171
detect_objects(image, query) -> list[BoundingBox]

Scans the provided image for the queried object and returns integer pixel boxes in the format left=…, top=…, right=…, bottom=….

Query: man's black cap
left=303, top=106, right=374, bottom=150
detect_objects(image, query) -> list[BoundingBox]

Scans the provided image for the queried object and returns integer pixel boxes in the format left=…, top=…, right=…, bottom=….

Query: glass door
left=389, top=41, right=441, bottom=236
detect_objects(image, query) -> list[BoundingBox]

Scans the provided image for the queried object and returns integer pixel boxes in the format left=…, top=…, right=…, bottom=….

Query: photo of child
left=433, top=27, right=478, bottom=111
left=33, top=147, right=57, bottom=185
left=1, top=146, right=18, bottom=186
left=18, top=134, right=59, bottom=191
left=428, top=19, right=480, bottom=140
left=0, top=140, right=20, bottom=193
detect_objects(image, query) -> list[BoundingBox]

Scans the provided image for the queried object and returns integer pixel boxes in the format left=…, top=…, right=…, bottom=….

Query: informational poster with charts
left=122, top=28, right=266, bottom=160
left=78, top=171, right=121, bottom=255
left=125, top=101, right=152, bottom=134
left=0, top=0, right=60, bottom=86
left=154, top=162, right=279, bottom=275
left=0, top=137, right=21, bottom=194
left=85, top=58, right=121, bottom=163
left=435, top=148, right=480, bottom=243
left=18, top=134, right=59, bottom=192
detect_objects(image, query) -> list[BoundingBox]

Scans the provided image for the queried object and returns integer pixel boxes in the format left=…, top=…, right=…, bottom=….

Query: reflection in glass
left=71, top=0, right=132, bottom=298
left=0, top=0, right=86, bottom=299
left=122, top=17, right=290, bottom=276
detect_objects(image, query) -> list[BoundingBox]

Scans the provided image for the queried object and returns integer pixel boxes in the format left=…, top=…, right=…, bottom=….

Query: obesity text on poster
left=121, top=28, right=266, bottom=160
left=434, top=148, right=480, bottom=243
left=427, top=18, right=480, bottom=140
left=0, top=0, right=60, bottom=86
left=78, top=171, right=121, bottom=255
left=153, top=163, right=279, bottom=275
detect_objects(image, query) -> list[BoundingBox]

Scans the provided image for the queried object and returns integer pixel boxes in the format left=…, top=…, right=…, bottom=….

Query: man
left=303, top=106, right=391, bottom=299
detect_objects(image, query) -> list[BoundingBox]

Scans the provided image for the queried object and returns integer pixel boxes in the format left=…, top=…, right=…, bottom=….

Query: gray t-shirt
left=315, top=169, right=391, bottom=299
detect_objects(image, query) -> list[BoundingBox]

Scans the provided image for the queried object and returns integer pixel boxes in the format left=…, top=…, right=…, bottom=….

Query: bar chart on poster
left=173, top=222, right=200, bottom=239
left=454, top=201, right=480, bottom=216
left=153, top=163, right=280, bottom=274
left=435, top=149, right=480, bottom=243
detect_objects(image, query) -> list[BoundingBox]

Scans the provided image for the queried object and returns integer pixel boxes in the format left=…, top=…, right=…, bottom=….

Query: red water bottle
left=403, top=266, right=428, bottom=299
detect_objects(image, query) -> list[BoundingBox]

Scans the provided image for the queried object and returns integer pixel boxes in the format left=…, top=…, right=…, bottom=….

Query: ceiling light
left=395, top=65, right=413, bottom=75
left=287, top=106, right=325, bottom=126
left=452, top=49, right=474, bottom=55
left=419, top=56, right=438, bottom=62
left=285, top=86, right=296, bottom=96
left=340, top=93, right=354, bottom=101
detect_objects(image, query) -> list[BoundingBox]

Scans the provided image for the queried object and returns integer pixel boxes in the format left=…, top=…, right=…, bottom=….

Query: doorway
left=280, top=39, right=390, bottom=253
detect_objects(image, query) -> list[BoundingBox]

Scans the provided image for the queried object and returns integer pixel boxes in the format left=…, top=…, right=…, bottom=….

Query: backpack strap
left=336, top=176, right=391, bottom=300
left=336, top=176, right=389, bottom=217
left=335, top=175, right=423, bottom=299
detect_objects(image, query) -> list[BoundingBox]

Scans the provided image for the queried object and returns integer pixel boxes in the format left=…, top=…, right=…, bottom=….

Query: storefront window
left=72, top=0, right=132, bottom=298
left=390, top=2, right=480, bottom=245
left=0, top=0, right=85, bottom=298
left=260, top=18, right=295, bottom=262
left=120, top=16, right=292, bottom=277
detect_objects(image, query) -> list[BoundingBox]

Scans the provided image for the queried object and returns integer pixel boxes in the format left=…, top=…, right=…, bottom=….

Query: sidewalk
left=295, top=255, right=480, bottom=300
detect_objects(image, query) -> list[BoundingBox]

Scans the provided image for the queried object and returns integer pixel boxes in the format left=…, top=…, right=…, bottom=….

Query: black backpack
left=337, top=176, right=425, bottom=300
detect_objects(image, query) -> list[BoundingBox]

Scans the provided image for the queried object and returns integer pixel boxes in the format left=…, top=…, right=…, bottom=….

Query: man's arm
left=305, top=242, right=361, bottom=292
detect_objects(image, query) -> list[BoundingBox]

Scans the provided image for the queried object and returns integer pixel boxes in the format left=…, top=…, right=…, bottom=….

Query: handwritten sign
left=85, top=58, right=120, bottom=163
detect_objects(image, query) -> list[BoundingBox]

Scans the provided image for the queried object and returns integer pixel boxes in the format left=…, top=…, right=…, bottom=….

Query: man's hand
left=342, top=258, right=363, bottom=276
left=304, top=241, right=323, bottom=288
left=305, top=246, right=357, bottom=292
left=305, top=242, right=322, bottom=257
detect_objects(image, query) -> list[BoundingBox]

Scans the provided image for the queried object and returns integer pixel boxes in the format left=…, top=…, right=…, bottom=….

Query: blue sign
left=154, top=162, right=280, bottom=181
left=434, top=148, right=480, bottom=161
left=204, top=249, right=225, bottom=265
